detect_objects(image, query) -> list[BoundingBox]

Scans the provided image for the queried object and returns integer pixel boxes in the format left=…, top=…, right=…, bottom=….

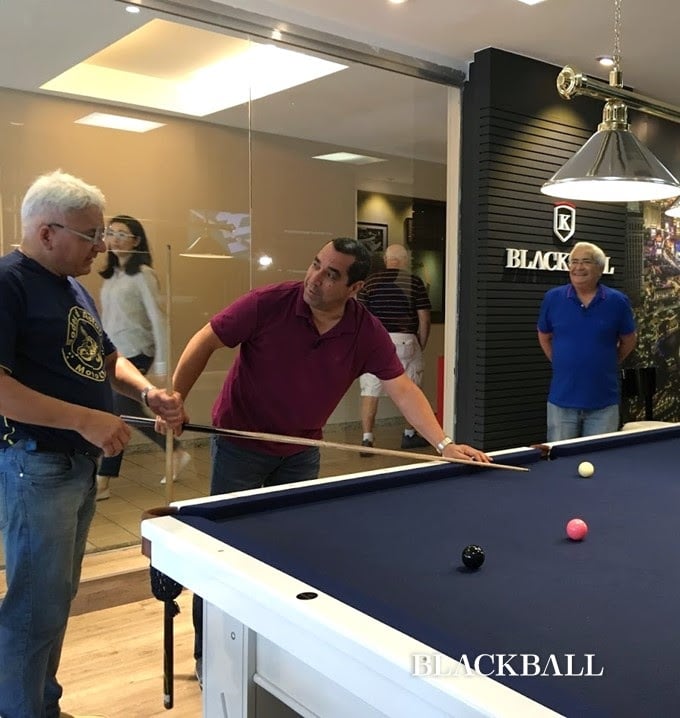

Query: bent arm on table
left=382, top=373, right=491, bottom=463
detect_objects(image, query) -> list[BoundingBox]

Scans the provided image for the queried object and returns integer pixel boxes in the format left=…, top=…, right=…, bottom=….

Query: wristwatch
left=436, top=436, right=453, bottom=454
left=140, top=385, right=154, bottom=407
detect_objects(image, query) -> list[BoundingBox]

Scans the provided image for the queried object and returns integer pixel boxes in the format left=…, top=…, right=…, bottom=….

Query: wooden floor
left=1, top=422, right=431, bottom=717
left=60, top=590, right=202, bottom=718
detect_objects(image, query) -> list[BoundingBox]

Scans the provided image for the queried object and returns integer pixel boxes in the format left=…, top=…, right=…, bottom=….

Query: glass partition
left=0, top=0, right=451, bottom=556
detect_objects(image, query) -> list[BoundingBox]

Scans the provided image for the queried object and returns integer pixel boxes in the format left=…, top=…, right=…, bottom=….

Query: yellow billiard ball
left=578, top=461, right=594, bottom=478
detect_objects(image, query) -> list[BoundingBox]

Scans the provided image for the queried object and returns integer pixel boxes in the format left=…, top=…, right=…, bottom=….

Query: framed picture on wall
left=403, top=217, right=413, bottom=246
left=357, top=221, right=388, bottom=254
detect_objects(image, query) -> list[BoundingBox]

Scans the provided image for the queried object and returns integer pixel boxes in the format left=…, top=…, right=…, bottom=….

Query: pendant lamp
left=541, top=0, right=680, bottom=203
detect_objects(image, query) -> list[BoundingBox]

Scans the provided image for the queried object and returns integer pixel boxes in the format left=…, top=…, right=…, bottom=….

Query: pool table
left=141, top=424, right=680, bottom=717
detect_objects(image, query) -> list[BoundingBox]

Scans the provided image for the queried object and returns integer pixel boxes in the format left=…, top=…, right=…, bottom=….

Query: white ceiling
left=217, top=0, right=680, bottom=109
left=2, top=0, right=678, bottom=103
left=1, top=0, right=678, bottom=164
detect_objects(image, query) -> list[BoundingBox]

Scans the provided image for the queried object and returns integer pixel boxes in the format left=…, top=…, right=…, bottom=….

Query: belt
left=33, top=441, right=101, bottom=460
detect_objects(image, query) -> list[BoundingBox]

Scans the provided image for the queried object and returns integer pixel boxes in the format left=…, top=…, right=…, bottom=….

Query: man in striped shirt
left=358, top=243, right=432, bottom=453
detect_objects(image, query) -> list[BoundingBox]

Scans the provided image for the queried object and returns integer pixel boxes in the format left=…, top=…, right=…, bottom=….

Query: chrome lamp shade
left=544, top=0, right=680, bottom=204
left=542, top=127, right=680, bottom=202
left=665, top=198, right=680, bottom=217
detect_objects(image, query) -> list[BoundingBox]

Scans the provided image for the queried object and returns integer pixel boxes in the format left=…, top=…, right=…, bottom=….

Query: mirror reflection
left=0, top=0, right=451, bottom=560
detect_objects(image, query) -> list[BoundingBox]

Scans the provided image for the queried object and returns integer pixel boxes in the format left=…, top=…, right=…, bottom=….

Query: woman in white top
left=96, top=215, right=190, bottom=499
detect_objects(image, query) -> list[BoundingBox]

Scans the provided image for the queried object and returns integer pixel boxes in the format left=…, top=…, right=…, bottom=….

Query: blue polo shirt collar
left=567, top=283, right=605, bottom=304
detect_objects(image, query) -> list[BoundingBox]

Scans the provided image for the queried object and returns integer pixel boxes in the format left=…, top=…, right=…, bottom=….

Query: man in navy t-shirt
left=0, top=170, right=184, bottom=718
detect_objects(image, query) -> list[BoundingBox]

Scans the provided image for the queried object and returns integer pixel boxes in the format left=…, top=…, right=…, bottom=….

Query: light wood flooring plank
left=59, top=591, right=201, bottom=718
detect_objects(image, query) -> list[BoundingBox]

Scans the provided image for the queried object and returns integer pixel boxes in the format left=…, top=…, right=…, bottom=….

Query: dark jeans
left=193, top=436, right=321, bottom=660
left=98, top=354, right=178, bottom=477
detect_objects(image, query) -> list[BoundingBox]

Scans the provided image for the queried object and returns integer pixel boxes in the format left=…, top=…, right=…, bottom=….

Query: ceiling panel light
left=313, top=152, right=386, bottom=165
left=41, top=19, right=347, bottom=118
left=74, top=112, right=165, bottom=132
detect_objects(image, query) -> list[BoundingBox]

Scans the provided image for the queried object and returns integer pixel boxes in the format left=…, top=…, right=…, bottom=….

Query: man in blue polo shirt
left=537, top=241, right=637, bottom=441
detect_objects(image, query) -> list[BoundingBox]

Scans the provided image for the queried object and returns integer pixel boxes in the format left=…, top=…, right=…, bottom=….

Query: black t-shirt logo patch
left=63, top=306, right=106, bottom=381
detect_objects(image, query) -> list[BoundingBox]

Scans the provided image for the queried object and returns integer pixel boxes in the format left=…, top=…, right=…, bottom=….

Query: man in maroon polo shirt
left=172, top=236, right=489, bottom=684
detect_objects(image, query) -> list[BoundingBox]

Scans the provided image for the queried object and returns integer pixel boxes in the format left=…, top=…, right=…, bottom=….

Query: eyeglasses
left=48, top=223, right=106, bottom=244
left=568, top=258, right=595, bottom=266
left=104, top=229, right=136, bottom=241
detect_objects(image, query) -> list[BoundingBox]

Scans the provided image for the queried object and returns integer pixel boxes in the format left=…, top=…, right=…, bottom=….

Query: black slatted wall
left=455, top=49, right=630, bottom=451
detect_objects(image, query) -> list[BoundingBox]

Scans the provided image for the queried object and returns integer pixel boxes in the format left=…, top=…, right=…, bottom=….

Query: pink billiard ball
left=566, top=518, right=588, bottom=541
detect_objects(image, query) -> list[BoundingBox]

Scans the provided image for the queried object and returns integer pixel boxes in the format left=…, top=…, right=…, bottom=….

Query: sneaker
left=160, top=450, right=192, bottom=485
left=359, top=438, right=374, bottom=457
left=195, top=657, right=203, bottom=689
left=400, top=433, right=429, bottom=450
left=95, top=475, right=110, bottom=501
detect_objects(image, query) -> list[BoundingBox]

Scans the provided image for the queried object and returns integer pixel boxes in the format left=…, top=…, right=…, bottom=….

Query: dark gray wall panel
left=456, top=48, right=629, bottom=450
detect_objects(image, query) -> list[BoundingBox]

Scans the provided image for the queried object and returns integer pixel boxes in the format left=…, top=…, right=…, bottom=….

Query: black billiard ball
left=461, top=544, right=485, bottom=570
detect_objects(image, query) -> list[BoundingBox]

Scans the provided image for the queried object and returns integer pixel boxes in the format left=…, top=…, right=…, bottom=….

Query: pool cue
left=162, top=245, right=175, bottom=709
left=121, top=416, right=528, bottom=472
left=163, top=599, right=175, bottom=709
left=164, top=244, right=174, bottom=508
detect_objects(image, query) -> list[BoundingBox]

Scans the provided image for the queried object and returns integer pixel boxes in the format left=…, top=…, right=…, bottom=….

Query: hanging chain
left=613, top=0, right=621, bottom=68
left=608, top=0, right=623, bottom=88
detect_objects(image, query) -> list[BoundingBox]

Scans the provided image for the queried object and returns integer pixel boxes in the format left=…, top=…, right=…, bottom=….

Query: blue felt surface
left=178, top=430, right=680, bottom=717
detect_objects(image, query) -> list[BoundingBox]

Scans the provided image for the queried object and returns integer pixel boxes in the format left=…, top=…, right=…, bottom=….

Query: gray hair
left=384, top=243, right=409, bottom=266
left=21, top=170, right=106, bottom=230
left=569, top=241, right=606, bottom=268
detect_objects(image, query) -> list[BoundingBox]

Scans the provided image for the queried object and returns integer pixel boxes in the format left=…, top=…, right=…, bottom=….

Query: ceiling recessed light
left=75, top=113, right=165, bottom=133
left=313, top=152, right=386, bottom=165
left=125, top=5, right=141, bottom=13
left=388, top=0, right=409, bottom=5
left=515, top=0, right=547, bottom=5
left=41, top=19, right=347, bottom=118
left=596, top=55, right=615, bottom=67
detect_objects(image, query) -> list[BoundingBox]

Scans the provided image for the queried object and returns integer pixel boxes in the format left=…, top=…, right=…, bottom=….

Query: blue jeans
left=546, top=402, right=620, bottom=442
left=0, top=441, right=97, bottom=718
left=193, top=437, right=320, bottom=659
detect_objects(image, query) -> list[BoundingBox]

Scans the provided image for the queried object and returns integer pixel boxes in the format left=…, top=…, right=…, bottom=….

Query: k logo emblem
left=553, top=203, right=576, bottom=243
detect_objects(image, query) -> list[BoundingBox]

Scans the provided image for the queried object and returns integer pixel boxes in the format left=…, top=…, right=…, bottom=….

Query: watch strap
left=436, top=436, right=453, bottom=454
left=140, top=385, right=154, bottom=407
